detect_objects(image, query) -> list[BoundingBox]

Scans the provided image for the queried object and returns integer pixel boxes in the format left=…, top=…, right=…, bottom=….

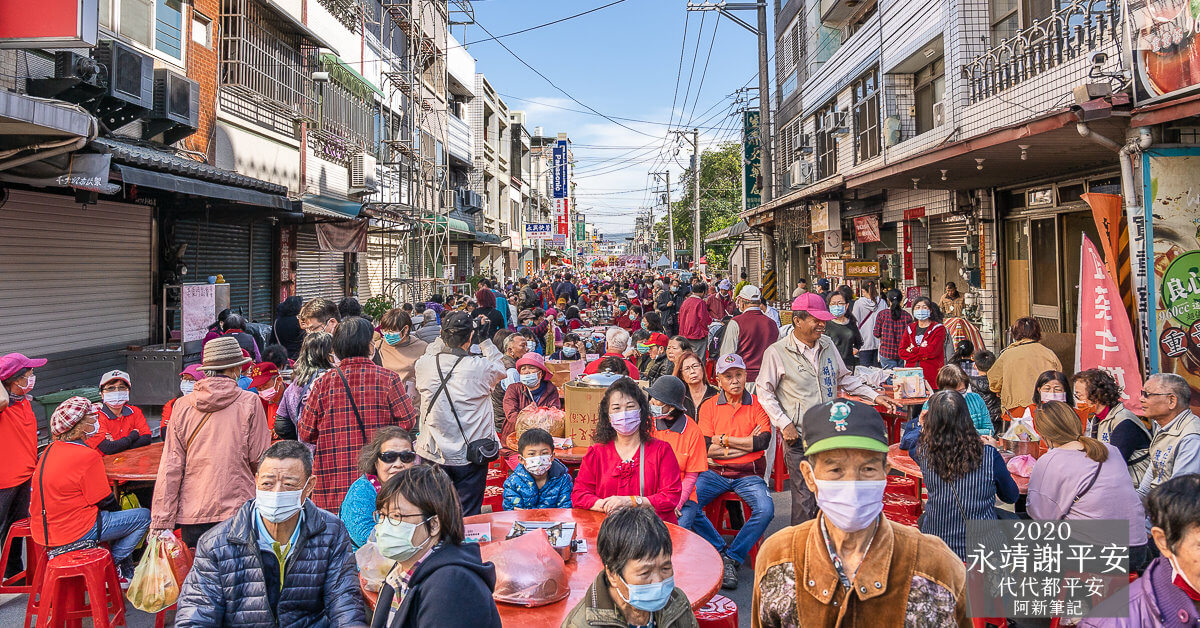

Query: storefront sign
left=182, top=284, right=216, bottom=343
left=824, top=229, right=842, bottom=250
left=845, top=261, right=880, bottom=277
left=811, top=200, right=840, bottom=232
left=556, top=198, right=570, bottom=236
left=525, top=223, right=554, bottom=240
left=1077, top=236, right=1144, bottom=413
left=1128, top=0, right=1200, bottom=104
left=1026, top=187, right=1054, bottom=208
left=903, top=223, right=914, bottom=281
left=903, top=207, right=925, bottom=221
left=0, top=0, right=97, bottom=47
left=524, top=260, right=534, bottom=276
left=552, top=140, right=568, bottom=199
left=824, top=258, right=844, bottom=276
left=743, top=111, right=762, bottom=211
left=853, top=215, right=881, bottom=242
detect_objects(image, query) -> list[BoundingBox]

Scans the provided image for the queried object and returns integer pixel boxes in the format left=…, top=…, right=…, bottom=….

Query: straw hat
left=201, top=336, right=253, bottom=372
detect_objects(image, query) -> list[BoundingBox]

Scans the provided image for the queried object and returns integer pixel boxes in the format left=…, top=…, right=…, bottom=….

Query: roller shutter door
left=295, top=228, right=345, bottom=301
left=175, top=218, right=275, bottom=322
left=747, top=245, right=762, bottom=287
left=928, top=216, right=971, bottom=251
left=0, top=190, right=152, bottom=391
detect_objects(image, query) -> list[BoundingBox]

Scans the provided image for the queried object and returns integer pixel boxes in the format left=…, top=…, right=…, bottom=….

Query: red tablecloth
left=363, top=508, right=721, bottom=626
left=887, top=444, right=1029, bottom=494
left=103, top=441, right=163, bottom=483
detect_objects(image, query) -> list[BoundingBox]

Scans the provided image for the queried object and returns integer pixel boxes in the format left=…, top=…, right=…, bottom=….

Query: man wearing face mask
left=177, top=440, right=366, bottom=626
left=752, top=400, right=967, bottom=627
left=86, top=370, right=152, bottom=454
left=563, top=506, right=698, bottom=628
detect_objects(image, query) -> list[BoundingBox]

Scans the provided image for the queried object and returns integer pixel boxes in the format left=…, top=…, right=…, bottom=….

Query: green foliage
left=652, top=141, right=742, bottom=270
left=362, top=294, right=393, bottom=322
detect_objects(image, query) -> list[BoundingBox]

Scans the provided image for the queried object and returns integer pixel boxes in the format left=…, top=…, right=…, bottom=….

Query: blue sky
left=458, top=0, right=771, bottom=236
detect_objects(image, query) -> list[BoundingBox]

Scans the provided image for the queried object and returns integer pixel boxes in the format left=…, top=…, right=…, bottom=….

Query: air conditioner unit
left=442, top=189, right=456, bottom=209
left=349, top=152, right=379, bottom=195
left=796, top=133, right=814, bottom=156
left=90, top=40, right=154, bottom=128
left=25, top=52, right=104, bottom=102
left=825, top=111, right=850, bottom=135
left=932, top=101, right=946, bottom=127
left=143, top=69, right=200, bottom=144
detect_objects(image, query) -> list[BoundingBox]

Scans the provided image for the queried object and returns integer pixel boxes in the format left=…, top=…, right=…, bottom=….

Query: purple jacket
left=1081, top=557, right=1199, bottom=627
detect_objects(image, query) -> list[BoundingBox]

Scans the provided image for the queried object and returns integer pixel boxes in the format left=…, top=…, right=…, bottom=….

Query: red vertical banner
left=1077, top=236, right=1144, bottom=413
left=556, top=198, right=570, bottom=236
left=903, top=223, right=914, bottom=281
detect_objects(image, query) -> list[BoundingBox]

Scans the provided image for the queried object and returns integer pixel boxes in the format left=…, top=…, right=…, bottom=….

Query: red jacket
left=706, top=294, right=736, bottom=320
left=583, top=353, right=641, bottom=379
left=678, top=296, right=713, bottom=340
left=898, top=322, right=947, bottom=388
left=571, top=439, right=682, bottom=523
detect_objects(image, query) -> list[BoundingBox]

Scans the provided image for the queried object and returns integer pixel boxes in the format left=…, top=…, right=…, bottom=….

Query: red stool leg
left=23, top=545, right=47, bottom=628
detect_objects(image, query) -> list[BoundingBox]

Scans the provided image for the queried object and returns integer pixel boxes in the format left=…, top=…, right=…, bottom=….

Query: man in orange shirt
left=31, top=397, right=150, bottom=586
left=0, top=352, right=45, bottom=579
left=690, top=353, right=775, bottom=591
left=88, top=370, right=153, bottom=454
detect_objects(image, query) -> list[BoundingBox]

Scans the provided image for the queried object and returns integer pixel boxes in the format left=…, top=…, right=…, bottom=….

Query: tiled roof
left=92, top=137, right=288, bottom=196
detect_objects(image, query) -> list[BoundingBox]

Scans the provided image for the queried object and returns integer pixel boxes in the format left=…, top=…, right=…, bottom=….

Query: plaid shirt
left=298, top=357, right=417, bottom=510
left=873, top=309, right=914, bottom=360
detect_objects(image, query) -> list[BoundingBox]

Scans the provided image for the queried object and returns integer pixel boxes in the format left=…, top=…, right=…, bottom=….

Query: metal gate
left=175, top=218, right=275, bottom=321
left=295, top=227, right=346, bottom=301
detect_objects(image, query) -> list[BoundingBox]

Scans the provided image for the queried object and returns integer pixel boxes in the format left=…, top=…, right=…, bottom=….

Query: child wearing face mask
left=247, top=362, right=284, bottom=432
left=87, top=370, right=152, bottom=455
left=502, top=428, right=573, bottom=510
left=550, top=333, right=585, bottom=361
left=161, top=364, right=207, bottom=432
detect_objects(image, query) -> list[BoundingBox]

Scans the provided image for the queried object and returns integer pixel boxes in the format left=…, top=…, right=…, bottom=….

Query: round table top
left=887, top=443, right=1029, bottom=494
left=557, top=446, right=589, bottom=466
left=104, top=441, right=163, bottom=483
left=365, top=508, right=721, bottom=625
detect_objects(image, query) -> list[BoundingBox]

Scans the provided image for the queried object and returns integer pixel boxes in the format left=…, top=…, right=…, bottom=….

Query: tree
left=653, top=141, right=741, bottom=270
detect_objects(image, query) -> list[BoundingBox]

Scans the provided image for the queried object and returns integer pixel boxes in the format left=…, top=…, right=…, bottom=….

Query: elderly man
left=752, top=400, right=967, bottom=627
left=706, top=279, right=737, bottom=321
left=583, top=327, right=640, bottom=378
left=491, top=331, right=530, bottom=432
left=1137, top=373, right=1200, bottom=500
left=640, top=333, right=674, bottom=384
left=678, top=282, right=713, bottom=360
left=756, top=293, right=900, bottom=525
left=178, top=440, right=366, bottom=627
left=717, top=285, right=780, bottom=382
left=686, top=354, right=774, bottom=591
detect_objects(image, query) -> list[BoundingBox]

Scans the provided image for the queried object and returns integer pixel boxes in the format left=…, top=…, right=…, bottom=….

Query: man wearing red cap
left=0, top=352, right=46, bottom=578
left=641, top=333, right=673, bottom=385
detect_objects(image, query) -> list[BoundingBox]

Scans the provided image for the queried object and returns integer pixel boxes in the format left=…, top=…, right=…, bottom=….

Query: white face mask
left=523, top=454, right=552, bottom=476
left=649, top=403, right=666, bottom=417
left=102, top=390, right=129, bottom=407
left=814, top=479, right=886, bottom=532
left=180, top=380, right=195, bottom=395
left=255, top=485, right=307, bottom=523
left=1042, top=391, right=1067, bottom=403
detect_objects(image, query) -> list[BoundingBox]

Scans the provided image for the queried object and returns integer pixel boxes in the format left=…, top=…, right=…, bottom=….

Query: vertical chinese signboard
left=1144, top=148, right=1200, bottom=415
left=1077, top=236, right=1144, bottom=413
left=552, top=140, right=568, bottom=199
left=556, top=198, right=570, bottom=236
left=743, top=111, right=761, bottom=211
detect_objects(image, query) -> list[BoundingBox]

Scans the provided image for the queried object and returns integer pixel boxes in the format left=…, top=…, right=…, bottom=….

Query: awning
left=704, top=219, right=751, bottom=244
left=320, top=54, right=384, bottom=99
left=1130, top=92, right=1200, bottom=127
left=115, top=165, right=294, bottom=210
left=474, top=229, right=501, bottom=244
left=301, top=194, right=362, bottom=218
left=0, top=90, right=95, bottom=151
left=418, top=214, right=471, bottom=235
left=259, top=0, right=340, bottom=54
left=95, top=137, right=288, bottom=195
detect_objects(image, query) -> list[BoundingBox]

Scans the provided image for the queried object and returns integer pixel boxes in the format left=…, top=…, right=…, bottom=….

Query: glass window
left=1030, top=218, right=1058, bottom=306
left=815, top=101, right=838, bottom=180
left=100, top=0, right=113, bottom=29
left=191, top=12, right=211, bottom=47
left=914, top=57, right=945, bottom=135
left=119, top=0, right=154, bottom=47
left=852, top=68, right=880, bottom=163
left=782, top=71, right=797, bottom=98
left=155, top=0, right=183, bottom=58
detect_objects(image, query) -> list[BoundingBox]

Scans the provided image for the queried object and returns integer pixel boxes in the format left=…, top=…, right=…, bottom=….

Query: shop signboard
left=552, top=140, right=568, bottom=198
left=1127, top=0, right=1200, bottom=105
left=1076, top=236, right=1144, bottom=413
left=811, top=200, right=840, bottom=232
left=853, top=215, right=881, bottom=242
left=556, top=198, right=570, bottom=236
left=824, top=258, right=845, bottom=277
left=0, top=0, right=97, bottom=47
left=525, top=223, right=554, bottom=240
left=824, top=229, right=843, bottom=250
left=1144, top=148, right=1200, bottom=413
left=743, top=110, right=762, bottom=210
left=524, top=260, right=534, bottom=276
left=845, top=261, right=880, bottom=277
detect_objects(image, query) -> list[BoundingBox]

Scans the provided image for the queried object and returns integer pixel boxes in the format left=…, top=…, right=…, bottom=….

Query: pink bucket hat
left=179, top=364, right=207, bottom=380
left=515, top=352, right=552, bottom=379
left=0, top=353, right=46, bottom=381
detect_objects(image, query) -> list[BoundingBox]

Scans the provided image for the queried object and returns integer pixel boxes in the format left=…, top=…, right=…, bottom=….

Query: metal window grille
left=219, top=0, right=316, bottom=136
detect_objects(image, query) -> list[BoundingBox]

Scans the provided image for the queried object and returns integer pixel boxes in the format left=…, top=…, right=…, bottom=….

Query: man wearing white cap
left=717, top=285, right=780, bottom=382
left=755, top=293, right=900, bottom=525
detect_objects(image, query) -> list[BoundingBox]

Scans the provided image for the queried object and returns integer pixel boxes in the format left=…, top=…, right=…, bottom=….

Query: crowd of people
left=0, top=266, right=1194, bottom=627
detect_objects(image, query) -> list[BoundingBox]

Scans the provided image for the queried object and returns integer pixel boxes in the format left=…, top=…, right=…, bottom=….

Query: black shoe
left=721, top=555, right=739, bottom=590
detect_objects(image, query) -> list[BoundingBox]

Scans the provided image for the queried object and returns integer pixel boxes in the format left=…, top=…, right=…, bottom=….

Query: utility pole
left=651, top=170, right=675, bottom=268
left=686, top=1, right=772, bottom=202
left=692, top=127, right=701, bottom=268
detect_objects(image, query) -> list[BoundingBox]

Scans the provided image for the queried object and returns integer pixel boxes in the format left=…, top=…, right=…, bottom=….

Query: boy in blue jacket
left=503, top=428, right=573, bottom=510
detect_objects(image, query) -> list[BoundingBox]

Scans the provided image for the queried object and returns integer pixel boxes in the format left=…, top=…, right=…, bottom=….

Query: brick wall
left=187, top=0, right=220, bottom=157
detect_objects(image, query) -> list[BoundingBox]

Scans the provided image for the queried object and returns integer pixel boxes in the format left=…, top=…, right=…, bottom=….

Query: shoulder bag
left=333, top=368, right=368, bottom=440
left=1057, top=459, right=1104, bottom=521
left=429, top=354, right=499, bottom=466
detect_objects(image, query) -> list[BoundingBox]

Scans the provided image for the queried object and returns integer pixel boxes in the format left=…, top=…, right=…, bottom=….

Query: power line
left=684, top=15, right=720, bottom=126
left=456, top=0, right=630, bottom=47
left=497, top=93, right=730, bottom=130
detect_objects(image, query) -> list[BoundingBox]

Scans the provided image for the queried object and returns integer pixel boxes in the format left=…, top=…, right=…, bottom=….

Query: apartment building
left=469, top=72, right=509, bottom=280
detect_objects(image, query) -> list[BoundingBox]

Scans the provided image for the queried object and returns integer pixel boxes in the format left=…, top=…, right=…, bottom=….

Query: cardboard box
left=563, top=382, right=606, bottom=447
left=545, top=359, right=584, bottom=389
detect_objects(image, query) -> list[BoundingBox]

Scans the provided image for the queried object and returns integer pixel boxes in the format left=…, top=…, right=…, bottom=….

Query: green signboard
left=743, top=110, right=762, bottom=211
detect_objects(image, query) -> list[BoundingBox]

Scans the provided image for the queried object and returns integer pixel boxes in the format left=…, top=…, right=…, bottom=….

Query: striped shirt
left=911, top=445, right=1019, bottom=560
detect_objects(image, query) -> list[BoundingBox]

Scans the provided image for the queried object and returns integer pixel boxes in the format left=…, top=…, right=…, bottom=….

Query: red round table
left=887, top=443, right=1029, bottom=494
left=104, top=441, right=163, bottom=483
left=363, top=508, right=721, bottom=626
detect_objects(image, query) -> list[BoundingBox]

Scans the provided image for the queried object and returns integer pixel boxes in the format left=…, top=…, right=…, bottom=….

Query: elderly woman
left=989, top=316, right=1063, bottom=420
left=648, top=376, right=707, bottom=522
left=1072, top=368, right=1151, bottom=485
left=339, top=427, right=419, bottom=548
left=31, top=397, right=151, bottom=584
left=161, top=364, right=206, bottom=431
left=562, top=507, right=697, bottom=628
left=674, top=350, right=717, bottom=421
left=370, top=465, right=501, bottom=628
left=89, top=369, right=152, bottom=454
left=0, top=353, right=45, bottom=578
left=572, top=377, right=682, bottom=523
left=273, top=331, right=334, bottom=441
left=500, top=353, right=562, bottom=452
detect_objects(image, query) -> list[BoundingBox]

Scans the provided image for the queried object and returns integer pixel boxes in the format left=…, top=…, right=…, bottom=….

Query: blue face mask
left=829, top=304, right=846, bottom=317
left=557, top=315, right=566, bottom=324
left=383, top=332, right=403, bottom=345
left=562, top=346, right=578, bottom=358
left=618, top=305, right=628, bottom=312
left=617, top=574, right=675, bottom=612
left=913, top=308, right=931, bottom=321
left=520, top=372, right=541, bottom=387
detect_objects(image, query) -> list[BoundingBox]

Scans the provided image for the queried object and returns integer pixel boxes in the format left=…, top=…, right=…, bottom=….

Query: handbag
left=429, top=353, right=499, bottom=466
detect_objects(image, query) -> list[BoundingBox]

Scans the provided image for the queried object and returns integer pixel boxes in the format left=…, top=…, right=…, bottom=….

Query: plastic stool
left=702, top=493, right=762, bottom=567
left=771, top=438, right=789, bottom=492
left=0, top=518, right=42, bottom=594
left=885, top=475, right=919, bottom=501
left=695, top=594, right=738, bottom=628
left=882, top=492, right=921, bottom=517
left=485, top=467, right=506, bottom=487
left=33, top=547, right=126, bottom=628
left=482, top=485, right=504, bottom=513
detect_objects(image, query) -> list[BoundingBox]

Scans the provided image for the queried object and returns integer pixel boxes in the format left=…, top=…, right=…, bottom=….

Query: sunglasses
left=378, top=450, right=417, bottom=464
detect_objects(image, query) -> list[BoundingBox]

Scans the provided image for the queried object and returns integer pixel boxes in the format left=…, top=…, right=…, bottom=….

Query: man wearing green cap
left=751, top=399, right=967, bottom=627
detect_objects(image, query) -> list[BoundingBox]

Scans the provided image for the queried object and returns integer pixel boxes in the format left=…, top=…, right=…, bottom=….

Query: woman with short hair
left=988, top=316, right=1064, bottom=420
left=673, top=350, right=716, bottom=421
left=339, top=427, right=419, bottom=548
left=370, top=465, right=501, bottom=628
left=1072, top=368, right=1151, bottom=484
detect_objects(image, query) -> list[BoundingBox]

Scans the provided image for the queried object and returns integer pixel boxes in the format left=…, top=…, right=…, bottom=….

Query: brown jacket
left=561, top=571, right=697, bottom=628
left=752, top=517, right=968, bottom=628
left=150, top=376, right=270, bottom=528
left=988, top=339, right=1063, bottom=414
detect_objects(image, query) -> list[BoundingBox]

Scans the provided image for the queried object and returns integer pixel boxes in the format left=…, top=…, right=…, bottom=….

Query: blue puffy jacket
left=501, top=459, right=573, bottom=510
left=176, top=500, right=367, bottom=627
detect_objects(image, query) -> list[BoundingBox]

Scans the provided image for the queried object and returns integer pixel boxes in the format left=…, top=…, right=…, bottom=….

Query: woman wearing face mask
left=31, top=397, right=151, bottom=587
left=562, top=506, right=697, bottom=628
left=247, top=362, right=284, bottom=432
left=340, top=427, right=419, bottom=549
left=673, top=350, right=718, bottom=421
left=0, top=354, right=45, bottom=579
left=500, top=353, right=562, bottom=453
left=88, top=370, right=152, bottom=455
left=572, top=378, right=683, bottom=523
left=161, top=364, right=207, bottom=432
left=374, top=309, right=428, bottom=389
left=648, top=376, right=708, bottom=521
left=909, top=391, right=1019, bottom=560
left=273, top=331, right=334, bottom=441
left=1071, top=369, right=1151, bottom=485
left=1006, top=370, right=1073, bottom=433
left=898, top=297, right=946, bottom=390
left=370, top=465, right=502, bottom=628
left=822, top=291, right=863, bottom=370
left=614, top=300, right=636, bottom=331
left=564, top=306, right=584, bottom=331
left=549, top=333, right=585, bottom=361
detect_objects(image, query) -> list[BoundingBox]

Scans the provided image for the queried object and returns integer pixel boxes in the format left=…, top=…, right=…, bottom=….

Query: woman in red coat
left=571, top=377, right=682, bottom=523
left=500, top=353, right=562, bottom=453
left=898, top=296, right=947, bottom=389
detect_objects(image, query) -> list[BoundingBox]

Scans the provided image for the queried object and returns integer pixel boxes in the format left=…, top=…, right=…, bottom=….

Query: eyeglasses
left=1139, top=391, right=1173, bottom=399
left=378, top=450, right=417, bottom=464
left=373, top=511, right=430, bottom=526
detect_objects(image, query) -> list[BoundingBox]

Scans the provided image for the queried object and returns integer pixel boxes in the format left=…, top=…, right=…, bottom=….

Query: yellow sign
left=845, top=261, right=880, bottom=277
left=524, top=260, right=534, bottom=277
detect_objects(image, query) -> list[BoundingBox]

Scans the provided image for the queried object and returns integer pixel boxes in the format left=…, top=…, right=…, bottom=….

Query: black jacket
left=369, top=542, right=501, bottom=628
left=176, top=500, right=367, bottom=627
left=273, top=315, right=305, bottom=359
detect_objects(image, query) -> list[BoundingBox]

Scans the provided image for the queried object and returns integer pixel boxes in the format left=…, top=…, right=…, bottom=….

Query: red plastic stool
left=0, top=518, right=43, bottom=595
left=485, top=467, right=506, bottom=487
left=885, top=475, right=919, bottom=501
left=771, top=438, right=789, bottom=492
left=972, top=619, right=1007, bottom=628
left=482, top=485, right=504, bottom=512
left=883, top=511, right=919, bottom=526
left=34, top=547, right=126, bottom=628
left=882, top=492, right=921, bottom=517
left=702, top=493, right=762, bottom=567
left=694, top=594, right=738, bottom=628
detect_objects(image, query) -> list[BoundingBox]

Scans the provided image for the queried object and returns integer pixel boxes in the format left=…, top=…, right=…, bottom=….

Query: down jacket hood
left=193, top=375, right=252, bottom=413
left=409, top=541, right=496, bottom=591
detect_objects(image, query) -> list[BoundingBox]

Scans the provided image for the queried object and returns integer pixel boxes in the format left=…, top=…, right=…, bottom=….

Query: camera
left=1090, top=52, right=1108, bottom=67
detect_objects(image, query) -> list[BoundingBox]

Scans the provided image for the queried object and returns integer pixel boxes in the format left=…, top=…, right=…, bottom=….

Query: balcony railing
left=965, top=0, right=1119, bottom=104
